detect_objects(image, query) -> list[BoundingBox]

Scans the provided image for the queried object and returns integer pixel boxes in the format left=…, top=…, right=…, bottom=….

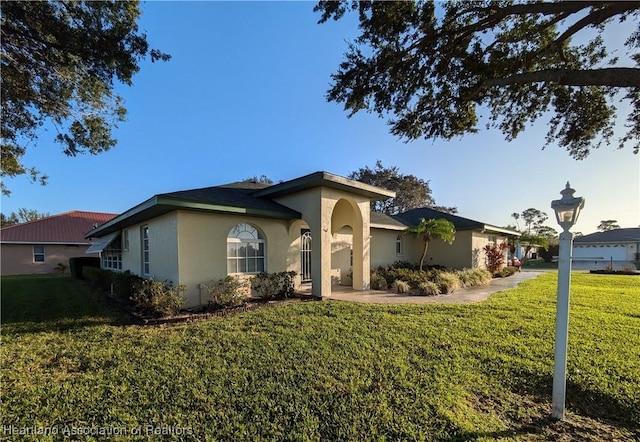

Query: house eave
left=85, top=195, right=302, bottom=238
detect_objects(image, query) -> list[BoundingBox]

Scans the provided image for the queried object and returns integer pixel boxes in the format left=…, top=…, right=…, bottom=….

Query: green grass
left=1, top=274, right=639, bottom=441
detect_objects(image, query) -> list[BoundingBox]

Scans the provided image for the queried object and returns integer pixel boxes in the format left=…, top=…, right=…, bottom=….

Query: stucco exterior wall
left=175, top=210, right=293, bottom=307
left=119, top=213, right=179, bottom=284
left=370, top=228, right=406, bottom=268
left=1, top=243, right=97, bottom=275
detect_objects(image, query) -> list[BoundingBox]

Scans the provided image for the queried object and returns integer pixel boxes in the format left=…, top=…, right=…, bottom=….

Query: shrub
left=112, top=270, right=144, bottom=301
left=457, top=268, right=493, bottom=288
left=433, top=272, right=460, bottom=294
left=83, top=267, right=113, bottom=291
left=131, top=279, right=185, bottom=317
left=417, top=281, right=440, bottom=296
left=391, top=260, right=419, bottom=270
left=391, top=280, right=410, bottom=294
left=69, top=257, right=100, bottom=279
left=205, top=275, right=249, bottom=308
left=495, top=266, right=518, bottom=278
left=251, top=271, right=297, bottom=299
left=370, top=271, right=388, bottom=290
left=483, top=242, right=509, bottom=275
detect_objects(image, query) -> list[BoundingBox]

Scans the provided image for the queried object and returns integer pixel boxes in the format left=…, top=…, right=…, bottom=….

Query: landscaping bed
left=590, top=269, right=640, bottom=275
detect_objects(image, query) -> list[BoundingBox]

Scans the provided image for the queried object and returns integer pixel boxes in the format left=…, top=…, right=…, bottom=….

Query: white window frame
left=395, top=235, right=404, bottom=256
left=102, top=238, right=122, bottom=271
left=227, top=223, right=266, bottom=274
left=141, top=225, right=150, bottom=275
left=33, top=245, right=45, bottom=263
left=123, top=229, right=130, bottom=251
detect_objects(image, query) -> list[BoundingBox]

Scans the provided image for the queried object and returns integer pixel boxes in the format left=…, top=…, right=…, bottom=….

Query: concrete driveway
left=324, top=271, right=545, bottom=304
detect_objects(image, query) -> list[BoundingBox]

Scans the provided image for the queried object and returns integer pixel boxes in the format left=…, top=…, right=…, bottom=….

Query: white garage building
left=572, top=228, right=640, bottom=270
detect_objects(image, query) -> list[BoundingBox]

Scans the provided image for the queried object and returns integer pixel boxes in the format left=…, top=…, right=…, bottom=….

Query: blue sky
left=2, top=1, right=639, bottom=234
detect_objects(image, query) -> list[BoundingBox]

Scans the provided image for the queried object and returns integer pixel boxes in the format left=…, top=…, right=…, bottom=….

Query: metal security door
left=301, top=230, right=312, bottom=283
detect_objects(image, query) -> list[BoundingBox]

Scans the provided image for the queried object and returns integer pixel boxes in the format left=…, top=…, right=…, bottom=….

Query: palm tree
left=404, top=218, right=456, bottom=271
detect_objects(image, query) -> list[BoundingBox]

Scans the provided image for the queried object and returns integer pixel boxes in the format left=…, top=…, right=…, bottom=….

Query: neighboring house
left=573, top=228, right=640, bottom=270
left=85, top=171, right=520, bottom=308
left=1, top=211, right=117, bottom=275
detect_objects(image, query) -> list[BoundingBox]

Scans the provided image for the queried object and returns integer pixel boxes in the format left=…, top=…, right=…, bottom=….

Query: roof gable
left=1, top=211, right=117, bottom=244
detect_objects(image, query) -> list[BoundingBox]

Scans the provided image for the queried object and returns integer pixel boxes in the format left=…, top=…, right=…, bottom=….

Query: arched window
left=227, top=223, right=265, bottom=274
left=395, top=234, right=403, bottom=256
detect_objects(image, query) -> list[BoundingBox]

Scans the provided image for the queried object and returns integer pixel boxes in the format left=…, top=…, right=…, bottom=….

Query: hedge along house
left=86, top=172, right=395, bottom=308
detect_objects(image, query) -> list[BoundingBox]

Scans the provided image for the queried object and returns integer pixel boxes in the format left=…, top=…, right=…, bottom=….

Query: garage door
left=573, top=244, right=627, bottom=261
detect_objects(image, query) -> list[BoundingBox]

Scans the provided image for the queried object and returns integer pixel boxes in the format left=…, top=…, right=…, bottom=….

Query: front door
left=301, top=229, right=312, bottom=283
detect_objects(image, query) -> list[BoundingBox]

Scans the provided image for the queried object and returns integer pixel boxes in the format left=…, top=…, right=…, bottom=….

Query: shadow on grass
left=1, top=275, right=134, bottom=334
left=470, top=370, right=640, bottom=440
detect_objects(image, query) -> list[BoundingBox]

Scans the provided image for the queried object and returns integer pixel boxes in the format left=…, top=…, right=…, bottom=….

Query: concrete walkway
left=324, top=271, right=544, bottom=304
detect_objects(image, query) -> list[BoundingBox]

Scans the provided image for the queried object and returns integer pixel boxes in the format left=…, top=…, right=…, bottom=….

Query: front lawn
left=1, top=274, right=638, bottom=441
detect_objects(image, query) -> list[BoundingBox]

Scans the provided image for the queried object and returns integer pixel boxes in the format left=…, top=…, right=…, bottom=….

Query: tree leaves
left=1, top=0, right=170, bottom=195
left=316, top=0, right=640, bottom=159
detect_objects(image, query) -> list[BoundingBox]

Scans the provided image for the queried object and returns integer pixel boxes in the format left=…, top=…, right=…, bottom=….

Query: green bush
left=391, top=280, right=410, bottom=294
left=370, top=271, right=388, bottom=290
left=205, top=276, right=249, bottom=308
left=83, top=267, right=112, bottom=291
left=433, top=272, right=460, bottom=294
left=112, top=270, right=143, bottom=301
left=69, top=257, right=100, bottom=279
left=457, top=268, right=492, bottom=288
left=251, top=271, right=297, bottom=299
left=418, top=281, right=440, bottom=296
left=495, top=266, right=518, bottom=278
left=131, top=279, right=185, bottom=317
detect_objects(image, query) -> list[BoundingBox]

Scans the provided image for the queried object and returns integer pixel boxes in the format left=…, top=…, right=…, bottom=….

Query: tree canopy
left=1, top=0, right=170, bottom=195
left=0, top=208, right=50, bottom=227
left=315, top=1, right=640, bottom=159
left=598, top=219, right=621, bottom=231
left=349, top=160, right=456, bottom=215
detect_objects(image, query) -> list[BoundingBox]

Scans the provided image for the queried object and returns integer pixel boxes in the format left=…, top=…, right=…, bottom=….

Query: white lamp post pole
left=550, top=182, right=585, bottom=421
left=551, top=228, right=573, bottom=420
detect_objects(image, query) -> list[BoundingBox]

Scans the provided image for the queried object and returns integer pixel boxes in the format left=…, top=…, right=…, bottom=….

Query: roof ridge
left=1, top=210, right=117, bottom=230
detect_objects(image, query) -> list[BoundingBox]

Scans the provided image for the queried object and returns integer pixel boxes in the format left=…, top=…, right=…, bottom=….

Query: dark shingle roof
left=392, top=207, right=519, bottom=236
left=574, top=228, right=640, bottom=244
left=159, top=185, right=299, bottom=216
left=393, top=208, right=485, bottom=230
left=370, top=211, right=407, bottom=229
left=1, top=211, right=117, bottom=243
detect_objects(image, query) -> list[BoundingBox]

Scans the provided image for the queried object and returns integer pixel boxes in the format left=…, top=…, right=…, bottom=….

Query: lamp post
left=550, top=182, right=585, bottom=420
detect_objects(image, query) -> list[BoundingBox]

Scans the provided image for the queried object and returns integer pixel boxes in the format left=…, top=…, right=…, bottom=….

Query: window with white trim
left=33, top=246, right=45, bottom=263
left=103, top=237, right=122, bottom=271
left=141, top=226, right=150, bottom=275
left=227, top=223, right=265, bottom=274
left=123, top=229, right=130, bottom=251
left=395, top=235, right=403, bottom=256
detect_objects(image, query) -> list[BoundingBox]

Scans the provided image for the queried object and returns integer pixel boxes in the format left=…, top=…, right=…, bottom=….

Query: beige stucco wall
left=119, top=212, right=179, bottom=284
left=370, top=228, right=406, bottom=268
left=175, top=210, right=294, bottom=307
left=1, top=243, right=98, bottom=275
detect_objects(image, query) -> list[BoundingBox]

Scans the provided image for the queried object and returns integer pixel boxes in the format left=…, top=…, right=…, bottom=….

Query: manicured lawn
left=1, top=274, right=638, bottom=441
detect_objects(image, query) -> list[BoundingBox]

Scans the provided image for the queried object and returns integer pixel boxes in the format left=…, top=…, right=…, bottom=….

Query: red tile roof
left=0, top=211, right=117, bottom=244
